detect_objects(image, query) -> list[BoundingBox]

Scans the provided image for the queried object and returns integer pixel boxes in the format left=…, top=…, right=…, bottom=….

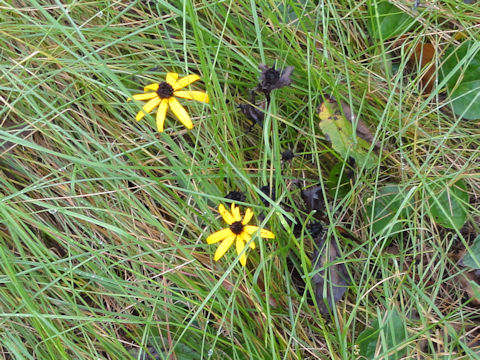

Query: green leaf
left=471, top=281, right=480, bottom=301
left=174, top=343, right=202, bottom=360
left=450, top=80, right=480, bottom=120
left=427, top=179, right=469, bottom=230
left=365, top=185, right=412, bottom=239
left=327, top=162, right=352, bottom=199
left=461, top=235, right=480, bottom=269
left=439, top=40, right=480, bottom=120
left=318, top=97, right=378, bottom=169
left=440, top=40, right=480, bottom=88
left=368, top=1, right=416, bottom=40
left=276, top=0, right=310, bottom=23
left=357, top=310, right=407, bottom=359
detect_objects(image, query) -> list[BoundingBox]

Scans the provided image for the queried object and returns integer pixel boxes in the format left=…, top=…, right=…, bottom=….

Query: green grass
left=1, top=0, right=479, bottom=359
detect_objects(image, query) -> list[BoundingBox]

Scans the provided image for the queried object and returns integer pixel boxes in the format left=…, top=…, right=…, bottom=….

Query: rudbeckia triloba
left=128, top=72, right=209, bottom=132
left=207, top=203, right=275, bottom=266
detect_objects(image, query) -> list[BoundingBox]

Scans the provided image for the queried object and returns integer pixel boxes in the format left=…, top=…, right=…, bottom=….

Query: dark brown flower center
left=264, top=68, right=280, bottom=85
left=156, top=82, right=174, bottom=99
left=230, top=221, right=244, bottom=235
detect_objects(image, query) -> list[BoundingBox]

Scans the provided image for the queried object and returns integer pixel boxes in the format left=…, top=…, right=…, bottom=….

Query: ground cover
left=1, top=1, right=479, bottom=359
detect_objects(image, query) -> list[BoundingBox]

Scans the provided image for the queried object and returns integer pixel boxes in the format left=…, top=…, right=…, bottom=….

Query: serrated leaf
left=365, top=185, right=412, bottom=239
left=357, top=310, right=407, bottom=359
left=318, top=97, right=378, bottom=169
left=461, top=235, right=480, bottom=269
left=427, top=179, right=469, bottom=230
left=368, top=1, right=416, bottom=40
left=439, top=40, right=480, bottom=120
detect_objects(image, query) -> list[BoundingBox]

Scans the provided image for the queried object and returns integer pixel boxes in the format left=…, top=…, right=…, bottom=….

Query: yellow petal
left=174, top=91, right=209, bottom=103
left=260, top=229, right=275, bottom=239
left=243, top=226, right=275, bottom=239
left=239, top=253, right=247, bottom=266
left=236, top=237, right=247, bottom=266
left=243, top=225, right=259, bottom=235
left=219, top=204, right=234, bottom=225
left=156, top=99, right=168, bottom=132
left=231, top=203, right=241, bottom=222
left=144, top=83, right=159, bottom=92
left=206, top=228, right=232, bottom=244
left=172, top=74, right=200, bottom=91
left=242, top=233, right=255, bottom=249
left=136, top=97, right=161, bottom=121
left=168, top=97, right=193, bottom=129
left=242, top=208, right=254, bottom=225
left=166, top=72, right=179, bottom=85
left=214, top=234, right=235, bottom=261
left=129, top=92, right=158, bottom=101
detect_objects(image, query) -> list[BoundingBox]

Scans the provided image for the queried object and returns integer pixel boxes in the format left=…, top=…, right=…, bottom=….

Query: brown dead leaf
left=456, top=270, right=480, bottom=306
left=410, top=42, right=436, bottom=94
left=311, top=233, right=349, bottom=316
left=393, top=37, right=437, bottom=94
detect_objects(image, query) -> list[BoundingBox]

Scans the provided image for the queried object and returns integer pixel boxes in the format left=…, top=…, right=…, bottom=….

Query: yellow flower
left=207, top=203, right=275, bottom=266
left=127, top=72, right=209, bottom=132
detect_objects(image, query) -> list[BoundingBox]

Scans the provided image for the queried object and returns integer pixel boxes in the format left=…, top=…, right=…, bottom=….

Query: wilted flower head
left=281, top=149, right=295, bottom=162
left=301, top=185, right=326, bottom=219
left=259, top=185, right=276, bottom=206
left=255, top=64, right=294, bottom=101
left=225, top=191, right=246, bottom=203
left=238, top=101, right=265, bottom=128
